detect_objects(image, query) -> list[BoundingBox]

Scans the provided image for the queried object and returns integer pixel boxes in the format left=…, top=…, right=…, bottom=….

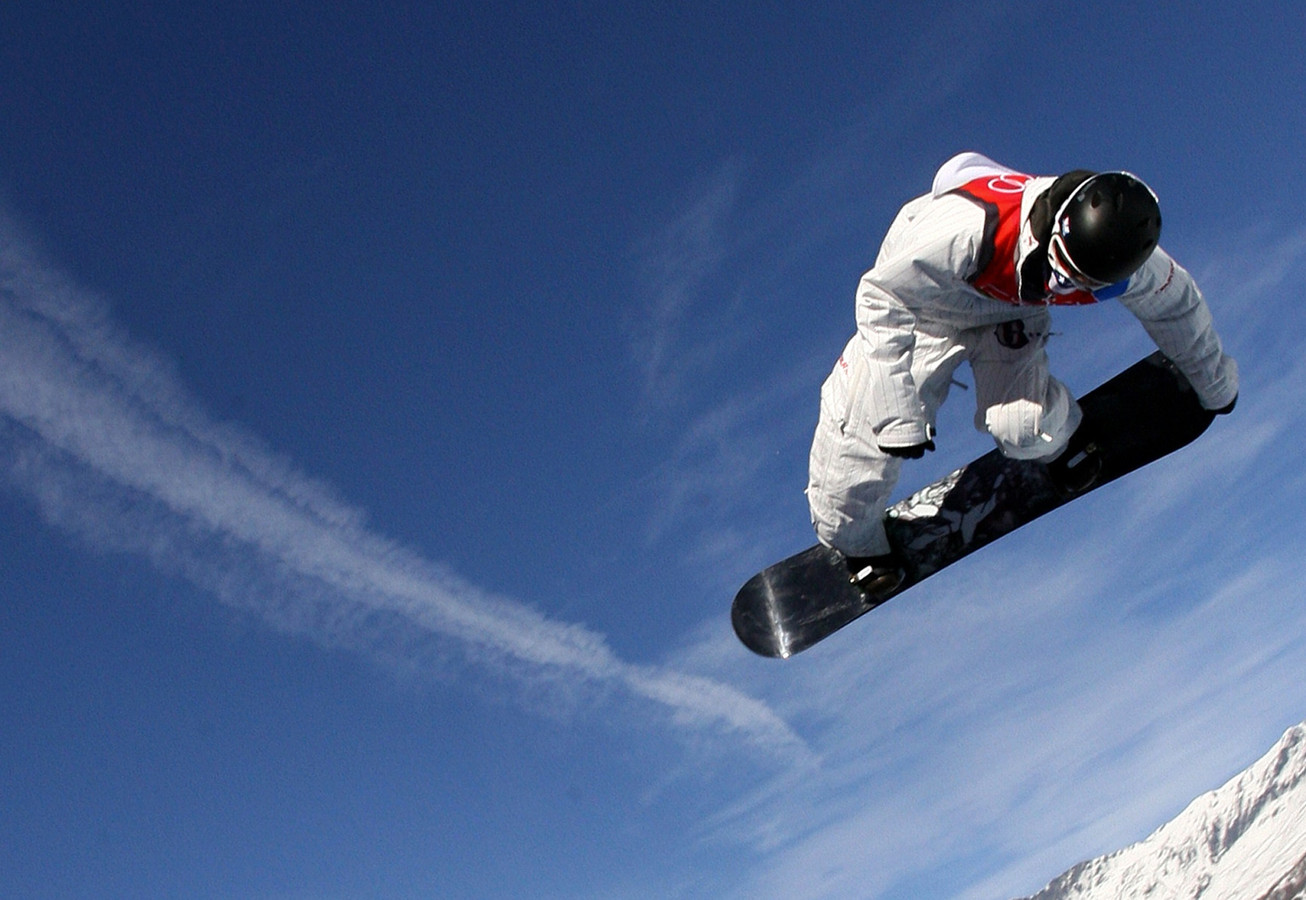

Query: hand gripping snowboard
left=732, top=353, right=1217, bottom=658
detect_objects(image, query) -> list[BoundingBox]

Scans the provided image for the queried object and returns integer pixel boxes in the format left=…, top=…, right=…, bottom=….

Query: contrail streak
left=0, top=218, right=809, bottom=761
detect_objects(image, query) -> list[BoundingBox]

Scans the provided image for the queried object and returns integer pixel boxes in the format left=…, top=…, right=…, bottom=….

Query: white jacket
left=854, top=152, right=1240, bottom=449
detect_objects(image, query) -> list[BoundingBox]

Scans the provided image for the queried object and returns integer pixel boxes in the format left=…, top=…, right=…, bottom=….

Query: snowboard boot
left=1046, top=426, right=1103, bottom=498
left=844, top=551, right=906, bottom=601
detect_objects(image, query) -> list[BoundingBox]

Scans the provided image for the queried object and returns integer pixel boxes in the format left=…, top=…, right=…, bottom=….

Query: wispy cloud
left=626, top=161, right=745, bottom=411
left=698, top=483, right=1306, bottom=898
left=613, top=9, right=1306, bottom=890
left=675, top=222, right=1306, bottom=897
left=0, top=214, right=810, bottom=763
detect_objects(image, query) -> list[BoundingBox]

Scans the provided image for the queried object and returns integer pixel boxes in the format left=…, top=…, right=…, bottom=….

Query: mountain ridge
left=1016, top=721, right=1306, bottom=900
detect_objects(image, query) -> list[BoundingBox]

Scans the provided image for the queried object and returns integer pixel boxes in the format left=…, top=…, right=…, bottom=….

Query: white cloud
left=673, top=223, right=1306, bottom=897
left=627, top=162, right=745, bottom=411
left=0, top=214, right=810, bottom=765
left=696, top=508, right=1306, bottom=897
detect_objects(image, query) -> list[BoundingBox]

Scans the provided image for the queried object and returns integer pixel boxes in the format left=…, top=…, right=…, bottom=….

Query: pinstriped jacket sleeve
left=853, top=194, right=986, bottom=447
left=1116, top=249, right=1239, bottom=410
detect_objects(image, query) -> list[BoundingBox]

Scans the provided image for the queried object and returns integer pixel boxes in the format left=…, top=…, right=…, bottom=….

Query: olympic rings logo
left=986, top=174, right=1032, bottom=194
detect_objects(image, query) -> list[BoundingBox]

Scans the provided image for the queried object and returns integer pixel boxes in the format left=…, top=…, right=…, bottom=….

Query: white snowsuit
left=807, top=153, right=1239, bottom=557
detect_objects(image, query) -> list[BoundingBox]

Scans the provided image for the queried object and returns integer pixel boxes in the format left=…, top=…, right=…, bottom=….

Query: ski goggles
left=1047, top=230, right=1114, bottom=294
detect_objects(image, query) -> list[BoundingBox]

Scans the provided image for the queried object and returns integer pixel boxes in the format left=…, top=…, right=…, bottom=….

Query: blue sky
left=2, top=2, right=1305, bottom=898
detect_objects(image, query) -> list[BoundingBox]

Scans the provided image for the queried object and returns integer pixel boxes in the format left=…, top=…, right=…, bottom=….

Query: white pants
left=807, top=311, right=1081, bottom=557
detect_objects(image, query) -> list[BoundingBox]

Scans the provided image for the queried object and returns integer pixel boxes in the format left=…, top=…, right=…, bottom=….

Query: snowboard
left=732, top=352, right=1218, bottom=658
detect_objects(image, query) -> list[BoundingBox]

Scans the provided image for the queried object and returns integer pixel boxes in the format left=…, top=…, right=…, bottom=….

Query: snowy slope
left=1017, top=721, right=1306, bottom=900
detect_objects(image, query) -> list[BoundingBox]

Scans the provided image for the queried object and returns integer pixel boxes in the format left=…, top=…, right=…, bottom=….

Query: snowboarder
left=807, top=152, right=1239, bottom=596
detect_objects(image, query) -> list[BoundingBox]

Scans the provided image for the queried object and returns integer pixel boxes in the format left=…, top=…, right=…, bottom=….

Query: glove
left=880, top=439, right=935, bottom=459
left=1213, top=394, right=1237, bottom=415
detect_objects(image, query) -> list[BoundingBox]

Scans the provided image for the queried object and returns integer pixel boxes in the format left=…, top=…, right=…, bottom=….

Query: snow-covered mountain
left=1017, top=721, right=1306, bottom=900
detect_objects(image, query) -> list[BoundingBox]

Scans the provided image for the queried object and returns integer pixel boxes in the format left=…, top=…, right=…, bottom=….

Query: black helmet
left=1052, top=172, right=1161, bottom=286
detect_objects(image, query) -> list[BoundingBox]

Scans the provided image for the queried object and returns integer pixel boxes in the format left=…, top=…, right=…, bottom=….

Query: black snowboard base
left=732, top=353, right=1217, bottom=658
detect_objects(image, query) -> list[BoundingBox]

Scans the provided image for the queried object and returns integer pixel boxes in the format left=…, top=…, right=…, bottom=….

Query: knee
left=985, top=399, right=1055, bottom=459
left=984, top=392, right=1081, bottom=461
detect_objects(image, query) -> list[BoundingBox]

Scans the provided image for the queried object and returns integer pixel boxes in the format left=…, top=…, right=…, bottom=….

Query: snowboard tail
left=732, top=353, right=1216, bottom=658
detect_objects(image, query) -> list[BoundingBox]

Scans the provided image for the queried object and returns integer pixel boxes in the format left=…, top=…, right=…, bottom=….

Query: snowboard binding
left=844, top=551, right=906, bottom=600
left=1046, top=427, right=1103, bottom=498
